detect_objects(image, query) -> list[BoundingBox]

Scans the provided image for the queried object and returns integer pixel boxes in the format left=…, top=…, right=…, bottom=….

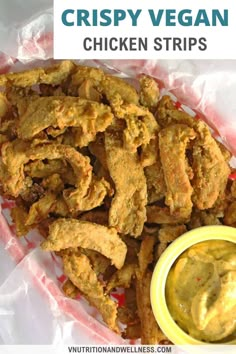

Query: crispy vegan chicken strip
left=155, top=95, right=193, bottom=128
left=89, top=134, right=108, bottom=170
left=140, top=135, right=159, bottom=168
left=17, top=96, right=113, bottom=145
left=63, top=252, right=119, bottom=332
left=78, top=79, right=102, bottom=102
left=11, top=206, right=30, bottom=237
left=105, top=130, right=147, bottom=237
left=26, top=192, right=57, bottom=226
left=139, top=75, right=160, bottom=109
left=100, top=75, right=139, bottom=105
left=111, top=101, right=159, bottom=151
left=79, top=209, right=108, bottom=226
left=63, top=251, right=104, bottom=298
left=71, top=66, right=139, bottom=104
left=71, top=65, right=105, bottom=86
left=25, top=159, right=76, bottom=185
left=0, top=139, right=30, bottom=197
left=106, top=263, right=137, bottom=293
left=138, top=236, right=156, bottom=277
left=62, top=279, right=79, bottom=299
left=1, top=61, right=75, bottom=88
left=64, top=176, right=111, bottom=212
left=0, top=61, right=75, bottom=87
left=0, top=93, right=9, bottom=118
left=136, top=271, right=167, bottom=344
left=224, top=201, right=236, bottom=226
left=159, top=124, right=196, bottom=218
left=82, top=249, right=111, bottom=275
left=0, top=141, right=92, bottom=198
left=192, top=121, right=230, bottom=210
left=156, top=225, right=187, bottom=258
left=144, top=143, right=166, bottom=204
left=41, top=219, right=127, bottom=269
left=146, top=205, right=190, bottom=224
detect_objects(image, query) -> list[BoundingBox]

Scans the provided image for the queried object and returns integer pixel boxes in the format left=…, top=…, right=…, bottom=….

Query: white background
left=54, top=0, right=236, bottom=59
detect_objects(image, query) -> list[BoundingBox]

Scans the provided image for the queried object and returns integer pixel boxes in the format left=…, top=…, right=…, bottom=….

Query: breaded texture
left=105, top=130, right=147, bottom=237
left=41, top=218, right=127, bottom=269
left=159, top=124, right=196, bottom=219
left=17, top=96, right=113, bottom=145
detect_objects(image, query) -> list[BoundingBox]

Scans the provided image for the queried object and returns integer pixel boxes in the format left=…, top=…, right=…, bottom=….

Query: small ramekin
left=150, top=225, right=236, bottom=345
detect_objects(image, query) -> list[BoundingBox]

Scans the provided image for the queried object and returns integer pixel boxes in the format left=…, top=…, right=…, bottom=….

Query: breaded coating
left=156, top=95, right=192, bottom=128
left=71, top=65, right=104, bottom=87
left=138, top=236, right=156, bottom=276
left=1, top=142, right=92, bottom=198
left=41, top=218, right=127, bottom=269
left=62, top=279, right=79, bottom=299
left=82, top=249, right=110, bottom=275
left=106, top=263, right=137, bottom=293
left=124, top=286, right=139, bottom=320
left=0, top=93, right=10, bottom=118
left=63, top=252, right=119, bottom=333
left=224, top=201, right=236, bottom=226
left=63, top=252, right=104, bottom=299
left=105, top=130, right=147, bottom=237
left=89, top=134, right=108, bottom=170
left=0, top=60, right=75, bottom=87
left=231, top=180, right=236, bottom=198
left=64, top=177, right=111, bottom=212
left=79, top=209, right=108, bottom=226
left=112, top=102, right=159, bottom=151
left=11, top=206, right=30, bottom=237
left=118, top=306, right=139, bottom=326
left=0, top=139, right=30, bottom=197
left=122, top=236, right=140, bottom=265
left=0, top=134, right=8, bottom=145
left=71, top=66, right=139, bottom=104
left=217, top=141, right=232, bottom=163
left=78, top=79, right=101, bottom=102
left=20, top=181, right=44, bottom=204
left=136, top=271, right=166, bottom=344
left=53, top=197, right=70, bottom=217
left=41, top=173, right=64, bottom=194
left=145, top=159, right=166, bottom=204
left=192, top=121, right=230, bottom=209
left=188, top=209, right=222, bottom=230
left=123, top=322, right=141, bottom=340
left=17, top=96, right=113, bottom=145
left=139, top=75, right=160, bottom=109
left=140, top=135, right=159, bottom=168
left=100, top=75, right=139, bottom=105
left=25, top=159, right=73, bottom=181
left=156, top=225, right=187, bottom=258
left=26, top=192, right=56, bottom=226
left=46, top=126, right=67, bottom=138
left=146, top=205, right=190, bottom=224
left=159, top=124, right=196, bottom=218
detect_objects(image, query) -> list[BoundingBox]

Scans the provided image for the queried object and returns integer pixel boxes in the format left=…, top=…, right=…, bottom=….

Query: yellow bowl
left=150, top=225, right=236, bottom=345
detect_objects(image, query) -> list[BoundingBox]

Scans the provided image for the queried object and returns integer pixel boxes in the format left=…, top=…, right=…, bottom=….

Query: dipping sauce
left=165, top=240, right=236, bottom=342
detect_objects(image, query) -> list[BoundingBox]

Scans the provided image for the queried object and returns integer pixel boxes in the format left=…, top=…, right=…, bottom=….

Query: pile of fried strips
left=0, top=61, right=235, bottom=344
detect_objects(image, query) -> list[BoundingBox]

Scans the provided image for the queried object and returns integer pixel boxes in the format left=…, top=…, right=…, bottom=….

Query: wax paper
left=0, top=0, right=236, bottom=345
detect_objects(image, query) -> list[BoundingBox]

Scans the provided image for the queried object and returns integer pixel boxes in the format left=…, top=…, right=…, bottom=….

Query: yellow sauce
left=165, top=240, right=236, bottom=342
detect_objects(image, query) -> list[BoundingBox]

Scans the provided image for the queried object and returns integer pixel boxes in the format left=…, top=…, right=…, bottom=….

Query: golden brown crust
left=105, top=130, right=147, bottom=237
left=41, top=218, right=127, bottom=269
left=159, top=124, right=196, bottom=218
